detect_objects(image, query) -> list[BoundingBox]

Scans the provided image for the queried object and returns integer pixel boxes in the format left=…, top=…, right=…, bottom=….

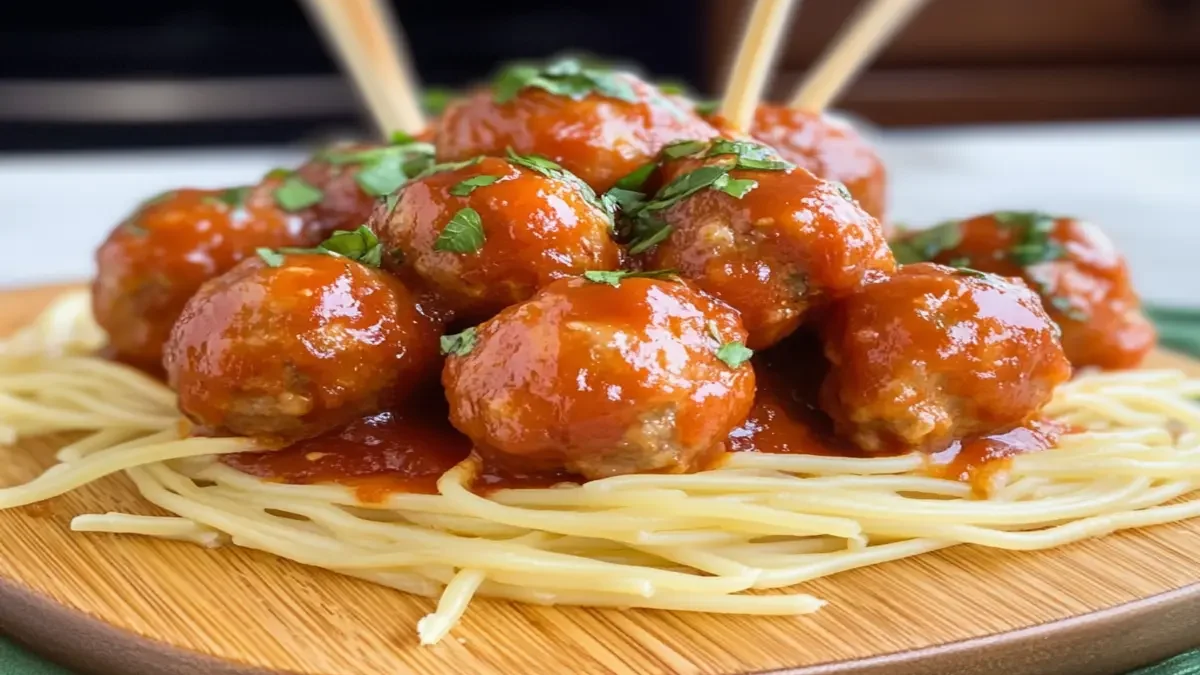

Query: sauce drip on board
left=928, top=420, right=1064, bottom=496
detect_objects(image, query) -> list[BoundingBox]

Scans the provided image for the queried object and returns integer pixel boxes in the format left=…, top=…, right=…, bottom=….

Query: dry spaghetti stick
left=789, top=0, right=927, bottom=111
left=718, top=0, right=799, bottom=131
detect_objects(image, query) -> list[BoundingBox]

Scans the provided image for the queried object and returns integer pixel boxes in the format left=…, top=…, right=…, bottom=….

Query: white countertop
left=1, top=119, right=1197, bottom=306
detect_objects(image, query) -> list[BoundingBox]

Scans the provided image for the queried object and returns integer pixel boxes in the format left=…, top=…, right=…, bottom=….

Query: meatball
left=820, top=263, right=1072, bottom=453
left=372, top=154, right=621, bottom=321
left=93, top=183, right=313, bottom=370
left=433, top=60, right=719, bottom=192
left=744, top=105, right=888, bottom=228
left=293, top=138, right=435, bottom=237
left=442, top=275, right=756, bottom=479
left=891, top=212, right=1156, bottom=370
left=637, top=140, right=895, bottom=349
left=165, top=252, right=441, bottom=440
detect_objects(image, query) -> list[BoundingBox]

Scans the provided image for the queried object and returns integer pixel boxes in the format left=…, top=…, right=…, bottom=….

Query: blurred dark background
left=2, top=0, right=1199, bottom=152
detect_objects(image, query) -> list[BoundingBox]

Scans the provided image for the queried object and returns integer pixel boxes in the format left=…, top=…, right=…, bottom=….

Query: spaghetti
left=2, top=291, right=1199, bottom=645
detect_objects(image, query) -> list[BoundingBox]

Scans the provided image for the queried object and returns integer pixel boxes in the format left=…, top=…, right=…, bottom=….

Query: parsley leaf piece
left=440, top=327, right=479, bottom=356
left=603, top=187, right=648, bottom=214
left=627, top=222, right=673, bottom=254
left=265, top=167, right=293, bottom=181
left=273, top=176, right=324, bottom=211
left=707, top=139, right=792, bottom=171
left=450, top=174, right=501, bottom=197
left=319, top=225, right=384, bottom=267
left=504, top=148, right=565, bottom=177
left=614, top=162, right=657, bottom=191
left=890, top=220, right=964, bottom=264
left=416, top=157, right=484, bottom=180
left=831, top=181, right=854, bottom=201
left=434, top=207, right=486, bottom=253
left=994, top=211, right=1065, bottom=266
left=715, top=176, right=758, bottom=199
left=384, top=192, right=401, bottom=218
left=662, top=140, right=708, bottom=159
left=355, top=155, right=408, bottom=197
left=653, top=166, right=729, bottom=204
left=492, top=57, right=638, bottom=104
left=256, top=248, right=285, bottom=268
left=122, top=221, right=149, bottom=237
left=217, top=186, right=251, bottom=208
left=694, top=100, right=719, bottom=116
left=582, top=269, right=679, bottom=287
left=389, top=130, right=417, bottom=145
left=715, top=341, right=754, bottom=368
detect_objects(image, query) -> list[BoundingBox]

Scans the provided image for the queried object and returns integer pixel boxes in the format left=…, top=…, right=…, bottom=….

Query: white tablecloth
left=1, top=120, right=1197, bottom=307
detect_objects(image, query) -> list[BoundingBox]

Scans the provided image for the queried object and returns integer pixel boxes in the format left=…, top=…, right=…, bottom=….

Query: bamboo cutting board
left=1, top=284, right=1199, bottom=675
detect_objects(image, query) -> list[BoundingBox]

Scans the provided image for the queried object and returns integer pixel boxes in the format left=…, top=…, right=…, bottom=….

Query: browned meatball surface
left=635, top=139, right=895, bottom=349
left=820, top=263, right=1072, bottom=453
left=442, top=275, right=756, bottom=479
left=891, top=212, right=1156, bottom=370
left=371, top=154, right=621, bottom=322
left=433, top=59, right=719, bottom=192
left=93, top=182, right=314, bottom=370
left=165, top=250, right=442, bottom=441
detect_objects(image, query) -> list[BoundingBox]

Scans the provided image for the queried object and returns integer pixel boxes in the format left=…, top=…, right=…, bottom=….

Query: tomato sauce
left=928, top=420, right=1064, bottom=495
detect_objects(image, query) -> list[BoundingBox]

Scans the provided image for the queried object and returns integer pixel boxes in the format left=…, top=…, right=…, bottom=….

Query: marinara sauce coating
left=292, top=139, right=435, bottom=237
left=93, top=183, right=313, bottom=370
left=372, top=155, right=620, bottom=321
left=639, top=141, right=895, bottom=349
left=164, top=253, right=441, bottom=440
left=820, top=263, right=1072, bottom=453
left=892, top=212, right=1156, bottom=370
left=433, top=62, right=718, bottom=192
left=442, top=276, right=756, bottom=480
left=743, top=105, right=888, bottom=227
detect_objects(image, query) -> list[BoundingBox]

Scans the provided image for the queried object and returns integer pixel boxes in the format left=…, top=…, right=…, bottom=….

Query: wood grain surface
left=1, top=285, right=1199, bottom=675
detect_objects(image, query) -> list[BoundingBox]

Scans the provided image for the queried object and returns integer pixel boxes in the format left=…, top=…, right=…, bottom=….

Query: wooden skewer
left=300, top=0, right=426, bottom=136
left=789, top=0, right=927, bottom=112
left=718, top=0, right=801, bottom=132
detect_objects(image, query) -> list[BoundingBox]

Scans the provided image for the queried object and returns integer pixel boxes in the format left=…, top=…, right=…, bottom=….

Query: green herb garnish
left=273, top=176, right=324, bottom=212
left=214, top=186, right=251, bottom=209
left=715, top=176, right=757, bottom=199
left=707, top=139, right=792, bottom=171
left=662, top=140, right=708, bottom=159
left=415, top=156, right=485, bottom=180
left=505, top=148, right=613, bottom=221
left=434, top=207, right=486, bottom=253
left=614, top=162, right=656, bottom=191
left=627, top=223, right=673, bottom=254
left=493, top=57, right=637, bottom=104
left=440, top=328, right=479, bottom=356
left=715, top=341, right=754, bottom=368
left=890, top=220, right=964, bottom=264
left=831, top=181, right=854, bottom=201
left=450, top=174, right=501, bottom=197
left=995, top=211, right=1064, bottom=266
left=694, top=100, right=719, bottom=116
left=582, top=269, right=679, bottom=287
left=262, top=225, right=385, bottom=268
left=256, top=248, right=285, bottom=268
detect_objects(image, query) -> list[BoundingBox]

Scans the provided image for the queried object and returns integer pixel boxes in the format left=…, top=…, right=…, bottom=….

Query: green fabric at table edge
left=3, top=307, right=1200, bottom=674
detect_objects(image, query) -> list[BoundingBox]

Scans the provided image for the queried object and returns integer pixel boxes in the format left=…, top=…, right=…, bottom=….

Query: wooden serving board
left=2, top=285, right=1199, bottom=675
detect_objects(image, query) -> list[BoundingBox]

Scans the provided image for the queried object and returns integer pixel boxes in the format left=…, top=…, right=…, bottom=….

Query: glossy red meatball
left=372, top=155, right=621, bottom=321
left=891, top=212, right=1156, bottom=370
left=292, top=139, right=435, bottom=237
left=93, top=183, right=313, bottom=370
left=442, top=276, right=756, bottom=479
left=165, top=253, right=442, bottom=440
left=640, top=144, right=895, bottom=349
left=820, top=263, right=1072, bottom=453
left=434, top=69, right=718, bottom=192
left=744, top=105, right=888, bottom=228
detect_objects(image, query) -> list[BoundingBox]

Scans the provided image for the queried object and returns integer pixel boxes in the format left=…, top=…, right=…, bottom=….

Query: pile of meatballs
left=93, top=59, right=1156, bottom=482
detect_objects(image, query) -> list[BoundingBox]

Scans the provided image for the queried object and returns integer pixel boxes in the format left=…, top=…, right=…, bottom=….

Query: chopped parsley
left=694, top=100, right=719, bottom=116
left=621, top=163, right=755, bottom=253
left=440, top=328, right=479, bottom=356
left=211, top=186, right=251, bottom=209
left=505, top=148, right=613, bottom=221
left=273, top=176, right=324, bottom=212
left=317, top=137, right=436, bottom=198
left=662, top=140, right=708, bottom=159
left=450, top=174, right=501, bottom=197
left=613, top=162, right=657, bottom=191
left=715, top=341, right=754, bottom=368
left=831, top=181, right=854, bottom=201
left=415, top=157, right=484, bottom=180
left=889, top=220, right=964, bottom=264
left=582, top=269, right=679, bottom=287
left=384, top=192, right=401, bottom=218
left=707, top=139, right=793, bottom=171
left=995, top=211, right=1065, bottom=266
left=434, top=207, right=486, bottom=253
left=493, top=57, right=637, bottom=104
left=627, top=224, right=674, bottom=255
left=256, top=248, right=285, bottom=268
